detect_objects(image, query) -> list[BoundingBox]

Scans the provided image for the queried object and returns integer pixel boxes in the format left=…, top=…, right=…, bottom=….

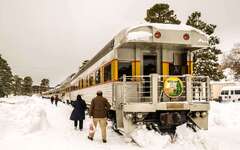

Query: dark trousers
left=51, top=100, right=54, bottom=104
left=74, top=120, right=83, bottom=129
left=55, top=100, right=58, bottom=106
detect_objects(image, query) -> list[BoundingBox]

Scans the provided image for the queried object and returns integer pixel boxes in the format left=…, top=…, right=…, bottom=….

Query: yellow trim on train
left=187, top=61, right=193, bottom=75
left=162, top=62, right=169, bottom=75
left=100, top=66, right=104, bottom=83
left=111, top=59, right=118, bottom=81
left=132, top=60, right=140, bottom=76
left=65, top=59, right=192, bottom=92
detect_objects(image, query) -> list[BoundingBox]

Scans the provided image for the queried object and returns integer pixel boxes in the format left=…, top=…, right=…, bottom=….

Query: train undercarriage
left=108, top=101, right=209, bottom=143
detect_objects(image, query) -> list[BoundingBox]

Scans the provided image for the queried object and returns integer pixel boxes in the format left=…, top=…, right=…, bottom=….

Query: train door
left=143, top=55, right=157, bottom=75
left=142, top=55, right=157, bottom=98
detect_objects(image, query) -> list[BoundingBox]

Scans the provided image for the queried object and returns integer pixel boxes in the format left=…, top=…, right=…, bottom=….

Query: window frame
left=95, top=69, right=101, bottom=85
left=104, top=62, right=112, bottom=82
left=235, top=90, right=240, bottom=95
left=118, top=61, right=132, bottom=81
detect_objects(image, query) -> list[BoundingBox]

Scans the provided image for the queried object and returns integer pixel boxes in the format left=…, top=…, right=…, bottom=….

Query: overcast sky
left=0, top=0, right=239, bottom=86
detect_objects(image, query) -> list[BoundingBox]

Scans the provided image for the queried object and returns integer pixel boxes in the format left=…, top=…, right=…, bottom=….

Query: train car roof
left=126, top=23, right=207, bottom=35
left=70, top=39, right=114, bottom=82
left=114, top=23, right=209, bottom=49
left=221, top=86, right=240, bottom=90
left=62, top=23, right=210, bottom=86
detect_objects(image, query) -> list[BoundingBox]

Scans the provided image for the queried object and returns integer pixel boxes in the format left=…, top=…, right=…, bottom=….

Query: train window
left=169, top=64, right=188, bottom=75
left=81, top=79, right=83, bottom=88
left=235, top=90, right=240, bottom=95
left=95, top=69, right=100, bottom=84
left=223, top=90, right=229, bottom=95
left=169, top=53, right=188, bottom=75
left=86, top=76, right=89, bottom=87
left=118, top=62, right=132, bottom=80
left=221, top=90, right=229, bottom=95
left=143, top=55, right=157, bottom=75
left=225, top=91, right=229, bottom=95
left=104, top=63, right=112, bottom=82
left=231, top=90, right=234, bottom=95
left=221, top=91, right=224, bottom=95
left=89, top=74, right=94, bottom=86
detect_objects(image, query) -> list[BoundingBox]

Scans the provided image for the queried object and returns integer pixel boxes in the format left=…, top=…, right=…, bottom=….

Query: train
left=43, top=23, right=210, bottom=137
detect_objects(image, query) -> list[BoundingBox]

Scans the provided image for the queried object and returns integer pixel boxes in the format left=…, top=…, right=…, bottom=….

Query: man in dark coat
left=70, top=95, right=87, bottom=130
left=55, top=95, right=59, bottom=106
left=88, top=90, right=111, bottom=143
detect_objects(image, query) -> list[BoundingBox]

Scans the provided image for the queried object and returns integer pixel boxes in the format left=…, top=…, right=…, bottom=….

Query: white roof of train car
left=114, top=23, right=209, bottom=49
left=127, top=23, right=207, bottom=36
left=221, top=86, right=240, bottom=90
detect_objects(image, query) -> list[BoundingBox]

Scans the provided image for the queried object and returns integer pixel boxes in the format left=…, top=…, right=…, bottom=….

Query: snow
left=223, top=68, right=236, bottom=81
left=221, top=85, right=240, bottom=90
left=127, top=23, right=208, bottom=36
left=127, top=31, right=152, bottom=41
left=1, top=96, right=240, bottom=150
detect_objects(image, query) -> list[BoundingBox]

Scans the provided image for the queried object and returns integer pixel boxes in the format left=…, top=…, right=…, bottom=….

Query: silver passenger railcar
left=43, top=23, right=210, bottom=136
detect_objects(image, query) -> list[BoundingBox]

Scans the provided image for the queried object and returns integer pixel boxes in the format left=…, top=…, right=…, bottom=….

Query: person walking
left=88, top=91, right=111, bottom=143
left=55, top=95, right=59, bottom=106
left=50, top=96, right=54, bottom=104
left=70, top=95, right=87, bottom=130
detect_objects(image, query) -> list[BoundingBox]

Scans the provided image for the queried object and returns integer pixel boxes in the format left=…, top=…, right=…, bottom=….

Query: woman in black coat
left=70, top=95, right=87, bottom=130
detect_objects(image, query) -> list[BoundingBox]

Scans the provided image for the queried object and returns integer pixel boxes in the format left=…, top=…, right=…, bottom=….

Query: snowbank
left=0, top=96, right=49, bottom=139
left=209, top=101, right=240, bottom=128
left=130, top=101, right=240, bottom=150
left=1, top=96, right=240, bottom=150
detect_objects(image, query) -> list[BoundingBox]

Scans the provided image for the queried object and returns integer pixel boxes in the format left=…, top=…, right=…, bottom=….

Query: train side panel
left=69, top=82, right=114, bottom=106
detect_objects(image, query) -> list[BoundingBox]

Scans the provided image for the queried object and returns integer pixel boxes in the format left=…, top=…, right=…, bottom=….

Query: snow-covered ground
left=0, top=96, right=240, bottom=150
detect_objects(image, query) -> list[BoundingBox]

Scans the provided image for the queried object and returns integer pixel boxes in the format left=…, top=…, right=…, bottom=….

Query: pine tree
left=12, top=75, right=23, bottom=95
left=145, top=3, right=181, bottom=24
left=186, top=11, right=224, bottom=81
left=222, top=47, right=240, bottom=79
left=40, top=78, right=49, bottom=92
left=22, top=76, right=33, bottom=95
left=0, top=54, right=13, bottom=97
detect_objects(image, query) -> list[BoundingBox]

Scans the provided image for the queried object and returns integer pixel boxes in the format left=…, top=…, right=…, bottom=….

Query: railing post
left=206, top=76, right=210, bottom=101
left=151, top=74, right=158, bottom=105
left=123, top=74, right=126, bottom=104
left=186, top=75, right=193, bottom=102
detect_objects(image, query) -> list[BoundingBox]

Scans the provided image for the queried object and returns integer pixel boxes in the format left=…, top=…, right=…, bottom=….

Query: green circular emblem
left=163, top=77, right=184, bottom=98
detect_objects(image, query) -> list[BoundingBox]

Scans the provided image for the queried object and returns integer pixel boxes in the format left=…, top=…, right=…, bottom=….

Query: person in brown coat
left=88, top=90, right=111, bottom=143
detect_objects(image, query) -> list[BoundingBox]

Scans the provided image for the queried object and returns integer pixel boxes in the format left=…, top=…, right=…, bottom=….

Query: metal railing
left=191, top=76, right=210, bottom=101
left=123, top=75, right=152, bottom=103
left=122, top=74, right=210, bottom=104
